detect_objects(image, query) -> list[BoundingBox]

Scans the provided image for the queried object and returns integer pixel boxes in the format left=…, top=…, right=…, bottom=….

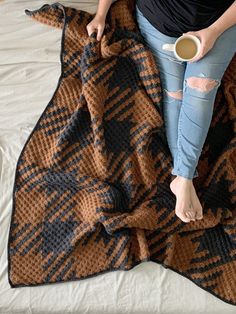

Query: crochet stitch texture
left=7, top=0, right=236, bottom=305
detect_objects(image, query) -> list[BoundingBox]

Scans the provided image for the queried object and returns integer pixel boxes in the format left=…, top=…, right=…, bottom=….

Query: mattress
left=0, top=0, right=235, bottom=313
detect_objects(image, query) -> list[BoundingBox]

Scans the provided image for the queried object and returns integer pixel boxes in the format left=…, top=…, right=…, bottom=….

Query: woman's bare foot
left=170, top=175, right=203, bottom=223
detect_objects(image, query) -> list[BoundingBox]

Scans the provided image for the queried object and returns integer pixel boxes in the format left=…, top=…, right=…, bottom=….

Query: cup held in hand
left=162, top=34, right=201, bottom=61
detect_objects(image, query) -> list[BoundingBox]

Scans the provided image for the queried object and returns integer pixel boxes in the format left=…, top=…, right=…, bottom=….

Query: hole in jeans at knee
left=164, top=89, right=183, bottom=101
left=185, top=76, right=220, bottom=93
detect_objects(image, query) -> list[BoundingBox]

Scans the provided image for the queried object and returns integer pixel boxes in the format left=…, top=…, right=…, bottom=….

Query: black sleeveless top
left=112, top=0, right=235, bottom=37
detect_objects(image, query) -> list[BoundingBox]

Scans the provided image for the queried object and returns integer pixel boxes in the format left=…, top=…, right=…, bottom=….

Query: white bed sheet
left=0, top=0, right=235, bottom=313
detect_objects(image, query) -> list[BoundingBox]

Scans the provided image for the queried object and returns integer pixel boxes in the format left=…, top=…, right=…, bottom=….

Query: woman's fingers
left=86, top=15, right=106, bottom=40
left=87, top=24, right=105, bottom=40
left=96, top=25, right=104, bottom=41
left=86, top=25, right=96, bottom=37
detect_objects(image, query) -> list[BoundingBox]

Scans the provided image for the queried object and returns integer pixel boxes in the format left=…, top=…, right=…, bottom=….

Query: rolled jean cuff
left=171, top=167, right=198, bottom=179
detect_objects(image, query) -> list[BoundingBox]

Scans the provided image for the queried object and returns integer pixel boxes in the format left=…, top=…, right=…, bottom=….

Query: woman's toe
left=196, top=211, right=203, bottom=220
left=175, top=210, right=191, bottom=223
left=185, top=211, right=195, bottom=220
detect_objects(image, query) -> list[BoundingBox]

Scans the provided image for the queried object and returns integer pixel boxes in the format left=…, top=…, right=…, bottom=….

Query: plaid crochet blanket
left=8, top=0, right=236, bottom=305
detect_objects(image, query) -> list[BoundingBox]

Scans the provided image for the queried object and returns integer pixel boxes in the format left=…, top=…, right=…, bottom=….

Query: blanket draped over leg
left=8, top=0, right=236, bottom=305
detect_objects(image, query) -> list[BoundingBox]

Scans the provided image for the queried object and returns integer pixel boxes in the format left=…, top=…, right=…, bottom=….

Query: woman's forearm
left=209, top=1, right=236, bottom=36
left=96, top=0, right=117, bottom=19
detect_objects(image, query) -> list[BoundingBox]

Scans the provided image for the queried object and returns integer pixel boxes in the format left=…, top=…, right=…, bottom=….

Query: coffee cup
left=162, top=34, right=201, bottom=61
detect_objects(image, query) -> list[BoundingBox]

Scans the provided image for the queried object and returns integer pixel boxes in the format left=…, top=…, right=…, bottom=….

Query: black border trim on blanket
left=6, top=1, right=236, bottom=307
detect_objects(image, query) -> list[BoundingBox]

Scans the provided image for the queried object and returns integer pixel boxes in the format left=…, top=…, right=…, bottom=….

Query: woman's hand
left=182, top=26, right=221, bottom=62
left=86, top=14, right=106, bottom=41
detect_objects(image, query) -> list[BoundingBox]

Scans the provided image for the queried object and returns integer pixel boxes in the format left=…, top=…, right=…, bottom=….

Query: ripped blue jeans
left=135, top=4, right=236, bottom=179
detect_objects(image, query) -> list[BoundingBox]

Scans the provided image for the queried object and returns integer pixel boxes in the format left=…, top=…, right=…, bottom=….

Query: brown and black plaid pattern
left=7, top=0, right=236, bottom=305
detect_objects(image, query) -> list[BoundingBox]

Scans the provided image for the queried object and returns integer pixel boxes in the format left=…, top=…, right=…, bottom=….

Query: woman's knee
left=184, top=76, right=221, bottom=93
left=164, top=89, right=183, bottom=100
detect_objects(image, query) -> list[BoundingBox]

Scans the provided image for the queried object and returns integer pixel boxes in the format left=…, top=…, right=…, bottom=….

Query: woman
left=86, top=0, right=236, bottom=223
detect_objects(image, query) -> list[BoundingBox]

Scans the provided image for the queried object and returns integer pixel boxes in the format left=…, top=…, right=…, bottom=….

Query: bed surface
left=0, top=1, right=235, bottom=313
